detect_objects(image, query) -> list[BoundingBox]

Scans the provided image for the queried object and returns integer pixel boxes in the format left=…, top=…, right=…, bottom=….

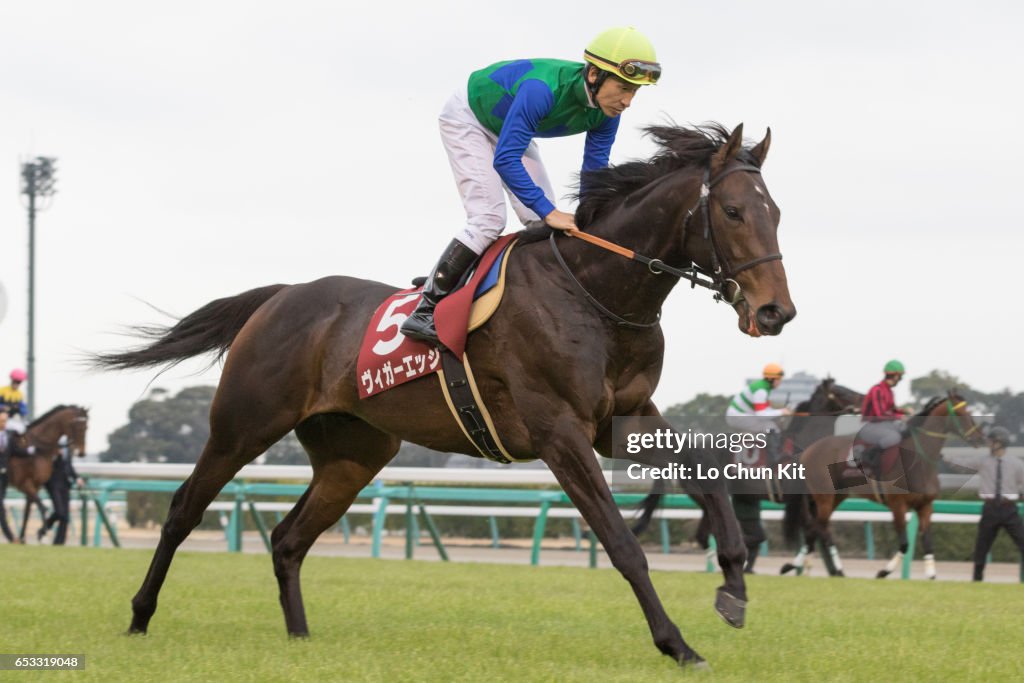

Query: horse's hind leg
left=129, top=405, right=299, bottom=634
left=271, top=414, right=399, bottom=637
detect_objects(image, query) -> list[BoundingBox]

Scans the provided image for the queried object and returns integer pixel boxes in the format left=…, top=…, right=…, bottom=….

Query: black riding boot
left=860, top=446, right=882, bottom=473
left=400, top=239, right=479, bottom=344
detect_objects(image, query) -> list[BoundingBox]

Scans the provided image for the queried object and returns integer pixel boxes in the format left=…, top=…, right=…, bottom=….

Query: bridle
left=913, top=399, right=981, bottom=441
left=909, top=398, right=982, bottom=466
left=681, top=164, right=783, bottom=305
left=550, top=161, right=783, bottom=328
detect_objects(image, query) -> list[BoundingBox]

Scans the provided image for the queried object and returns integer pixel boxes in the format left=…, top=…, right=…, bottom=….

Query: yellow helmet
left=583, top=27, right=661, bottom=85
left=763, top=363, right=784, bottom=379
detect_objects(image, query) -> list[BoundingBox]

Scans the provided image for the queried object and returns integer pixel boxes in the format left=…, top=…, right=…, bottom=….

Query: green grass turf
left=0, top=545, right=1019, bottom=682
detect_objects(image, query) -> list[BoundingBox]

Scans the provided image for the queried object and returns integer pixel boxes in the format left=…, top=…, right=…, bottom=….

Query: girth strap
left=437, top=349, right=519, bottom=464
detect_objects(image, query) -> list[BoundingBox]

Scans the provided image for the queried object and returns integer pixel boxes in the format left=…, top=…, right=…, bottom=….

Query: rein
left=550, top=161, right=782, bottom=328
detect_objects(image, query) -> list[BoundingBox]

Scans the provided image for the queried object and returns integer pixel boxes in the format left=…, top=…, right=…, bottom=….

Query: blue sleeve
left=492, top=79, right=557, bottom=219
left=580, top=116, right=619, bottom=196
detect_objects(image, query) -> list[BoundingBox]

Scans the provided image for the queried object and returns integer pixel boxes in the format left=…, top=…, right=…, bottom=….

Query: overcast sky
left=1, top=1, right=1021, bottom=454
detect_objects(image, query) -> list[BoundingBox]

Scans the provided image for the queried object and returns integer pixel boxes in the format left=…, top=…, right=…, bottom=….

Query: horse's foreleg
left=18, top=492, right=45, bottom=543
left=693, top=508, right=715, bottom=569
left=544, top=425, right=703, bottom=668
left=615, top=410, right=747, bottom=626
left=877, top=500, right=909, bottom=579
left=271, top=417, right=399, bottom=637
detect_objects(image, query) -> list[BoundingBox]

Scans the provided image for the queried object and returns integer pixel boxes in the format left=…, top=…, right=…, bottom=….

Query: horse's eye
left=724, top=206, right=741, bottom=220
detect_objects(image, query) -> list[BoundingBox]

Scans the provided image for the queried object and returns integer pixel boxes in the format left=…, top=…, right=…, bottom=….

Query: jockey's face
left=588, top=69, right=640, bottom=118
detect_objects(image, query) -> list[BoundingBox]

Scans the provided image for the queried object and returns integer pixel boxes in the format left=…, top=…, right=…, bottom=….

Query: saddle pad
left=435, top=234, right=517, bottom=359
left=356, top=235, right=516, bottom=399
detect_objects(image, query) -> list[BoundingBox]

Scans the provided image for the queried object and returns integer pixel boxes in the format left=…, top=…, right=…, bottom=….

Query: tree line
left=100, top=370, right=1019, bottom=464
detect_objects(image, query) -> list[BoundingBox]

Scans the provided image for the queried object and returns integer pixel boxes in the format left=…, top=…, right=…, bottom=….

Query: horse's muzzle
left=755, top=303, right=795, bottom=336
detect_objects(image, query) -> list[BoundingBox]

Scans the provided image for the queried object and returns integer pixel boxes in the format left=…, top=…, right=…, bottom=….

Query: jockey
left=0, top=369, right=28, bottom=419
left=856, top=360, right=908, bottom=471
left=726, top=363, right=792, bottom=463
left=401, top=27, right=661, bottom=344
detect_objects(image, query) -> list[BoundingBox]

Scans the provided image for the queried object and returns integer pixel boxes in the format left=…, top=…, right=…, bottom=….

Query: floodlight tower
left=19, top=156, right=58, bottom=420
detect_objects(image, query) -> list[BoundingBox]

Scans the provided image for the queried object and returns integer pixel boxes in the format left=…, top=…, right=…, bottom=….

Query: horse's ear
left=711, top=123, right=744, bottom=175
left=749, top=128, right=771, bottom=167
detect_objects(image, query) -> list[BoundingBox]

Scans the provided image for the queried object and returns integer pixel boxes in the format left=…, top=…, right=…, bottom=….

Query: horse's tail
left=630, top=480, right=667, bottom=536
left=92, top=284, right=288, bottom=371
left=782, top=493, right=806, bottom=548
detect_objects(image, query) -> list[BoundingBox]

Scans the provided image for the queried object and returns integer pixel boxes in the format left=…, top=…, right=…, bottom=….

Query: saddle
left=356, top=235, right=517, bottom=399
left=828, top=442, right=902, bottom=492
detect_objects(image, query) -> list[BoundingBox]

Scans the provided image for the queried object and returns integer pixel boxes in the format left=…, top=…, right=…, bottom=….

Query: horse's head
left=943, top=390, right=985, bottom=447
left=67, top=406, right=89, bottom=458
left=572, top=123, right=796, bottom=335
left=915, top=391, right=985, bottom=447
left=26, top=404, right=89, bottom=458
left=825, top=381, right=864, bottom=415
left=803, top=378, right=862, bottom=415
left=690, top=124, right=796, bottom=336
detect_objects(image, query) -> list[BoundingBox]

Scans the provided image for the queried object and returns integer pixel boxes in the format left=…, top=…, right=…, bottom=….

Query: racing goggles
left=585, top=52, right=662, bottom=84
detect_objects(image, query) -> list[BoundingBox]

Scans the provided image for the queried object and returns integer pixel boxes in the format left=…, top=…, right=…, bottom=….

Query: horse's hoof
left=125, top=627, right=147, bottom=636
left=678, top=653, right=710, bottom=671
left=780, top=563, right=795, bottom=575
left=714, top=589, right=746, bottom=629
left=835, top=570, right=845, bottom=578
left=288, top=631, right=310, bottom=640
left=876, top=570, right=890, bottom=579
left=928, top=575, right=936, bottom=581
left=37, top=527, right=46, bottom=541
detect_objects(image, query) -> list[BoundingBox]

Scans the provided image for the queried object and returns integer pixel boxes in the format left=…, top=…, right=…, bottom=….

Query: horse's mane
left=28, top=404, right=85, bottom=429
left=909, top=394, right=962, bottom=426
left=574, top=123, right=761, bottom=229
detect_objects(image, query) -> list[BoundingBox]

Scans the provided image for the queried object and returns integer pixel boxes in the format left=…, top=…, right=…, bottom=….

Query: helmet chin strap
left=585, top=65, right=609, bottom=106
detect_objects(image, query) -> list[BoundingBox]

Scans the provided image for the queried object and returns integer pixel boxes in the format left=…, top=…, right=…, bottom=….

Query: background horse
left=5, top=405, right=89, bottom=543
left=782, top=391, right=984, bottom=579
left=95, top=123, right=795, bottom=667
left=633, top=378, right=863, bottom=572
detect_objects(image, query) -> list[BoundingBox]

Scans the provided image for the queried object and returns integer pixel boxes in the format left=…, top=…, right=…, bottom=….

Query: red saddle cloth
left=356, top=234, right=516, bottom=399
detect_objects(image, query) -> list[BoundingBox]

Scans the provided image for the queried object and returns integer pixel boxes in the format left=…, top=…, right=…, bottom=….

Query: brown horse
left=95, top=123, right=795, bottom=667
left=4, top=405, right=89, bottom=543
left=782, top=392, right=984, bottom=579
left=632, top=378, right=864, bottom=572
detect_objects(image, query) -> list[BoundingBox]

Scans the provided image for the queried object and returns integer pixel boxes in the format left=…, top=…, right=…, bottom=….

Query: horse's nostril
left=755, top=303, right=795, bottom=333
left=756, top=305, right=782, bottom=327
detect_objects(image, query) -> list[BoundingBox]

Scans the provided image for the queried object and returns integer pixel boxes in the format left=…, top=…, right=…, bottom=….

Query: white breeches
left=438, top=88, right=556, bottom=254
